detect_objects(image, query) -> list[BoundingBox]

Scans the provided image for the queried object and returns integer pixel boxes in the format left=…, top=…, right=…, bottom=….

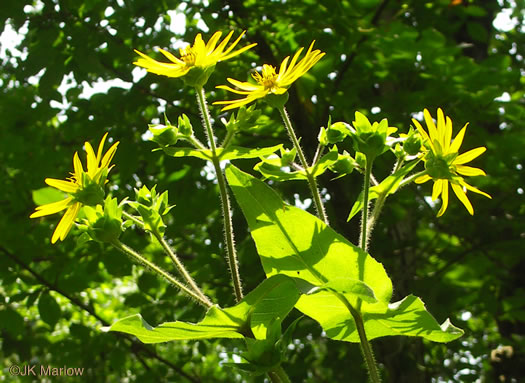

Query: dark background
left=1, top=0, right=524, bottom=381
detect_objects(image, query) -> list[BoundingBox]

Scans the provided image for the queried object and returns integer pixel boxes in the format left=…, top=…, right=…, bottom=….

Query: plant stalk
left=196, top=86, right=243, bottom=302
left=359, top=157, right=373, bottom=252
left=110, top=239, right=212, bottom=308
left=336, top=293, right=381, bottom=383
left=278, top=106, right=329, bottom=224
left=122, top=211, right=212, bottom=306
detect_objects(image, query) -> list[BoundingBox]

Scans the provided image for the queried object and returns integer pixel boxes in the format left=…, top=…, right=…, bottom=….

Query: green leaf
left=107, top=307, right=244, bottom=344
left=318, top=277, right=377, bottom=304
left=38, top=292, right=61, bottom=329
left=254, top=161, right=308, bottom=181
left=162, top=145, right=281, bottom=162
left=162, top=147, right=213, bottom=160
left=108, top=274, right=300, bottom=343
left=226, top=165, right=462, bottom=343
left=32, top=187, right=66, bottom=206
left=219, top=145, right=282, bottom=161
left=348, top=160, right=420, bottom=221
left=320, top=295, right=464, bottom=343
left=311, top=147, right=339, bottom=177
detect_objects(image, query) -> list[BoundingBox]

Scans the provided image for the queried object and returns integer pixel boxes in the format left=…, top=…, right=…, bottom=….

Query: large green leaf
left=162, top=147, right=213, bottom=160
left=226, top=165, right=463, bottom=343
left=311, top=294, right=464, bottom=343
left=107, top=274, right=299, bottom=343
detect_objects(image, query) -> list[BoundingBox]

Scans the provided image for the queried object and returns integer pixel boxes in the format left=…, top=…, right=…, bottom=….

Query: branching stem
left=278, top=106, right=329, bottom=224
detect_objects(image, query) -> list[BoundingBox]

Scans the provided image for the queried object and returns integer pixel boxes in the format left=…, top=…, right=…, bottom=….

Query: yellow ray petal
left=461, top=181, right=492, bottom=199
left=226, top=78, right=262, bottom=91
left=444, top=116, right=453, bottom=153
left=96, top=132, right=108, bottom=163
left=100, top=142, right=119, bottom=169
left=423, top=109, right=438, bottom=144
left=449, top=123, right=468, bottom=153
left=437, top=180, right=449, bottom=217
left=415, top=174, right=431, bottom=184
left=45, top=178, right=79, bottom=193
left=454, top=147, right=486, bottom=165
left=30, top=197, right=73, bottom=218
left=51, top=202, right=81, bottom=243
left=456, top=165, right=486, bottom=177
left=432, top=179, right=444, bottom=201
left=451, top=183, right=473, bottom=215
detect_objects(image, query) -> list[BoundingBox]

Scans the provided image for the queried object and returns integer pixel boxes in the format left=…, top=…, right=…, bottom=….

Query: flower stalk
left=196, top=86, right=243, bottom=302
left=110, top=239, right=212, bottom=308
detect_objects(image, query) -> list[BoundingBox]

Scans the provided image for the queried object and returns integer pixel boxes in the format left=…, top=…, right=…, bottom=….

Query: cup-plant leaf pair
left=226, top=165, right=463, bottom=343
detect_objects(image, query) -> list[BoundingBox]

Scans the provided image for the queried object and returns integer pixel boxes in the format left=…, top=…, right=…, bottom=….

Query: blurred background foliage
left=1, top=0, right=524, bottom=381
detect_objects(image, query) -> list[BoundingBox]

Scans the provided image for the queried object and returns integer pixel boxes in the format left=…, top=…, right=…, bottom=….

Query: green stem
left=278, top=106, right=329, bottom=225
left=110, top=239, right=212, bottom=308
left=359, top=157, right=373, bottom=252
left=267, top=366, right=292, bottom=383
left=122, top=211, right=211, bottom=305
left=336, top=293, right=381, bottom=383
left=195, top=86, right=243, bottom=302
left=152, top=231, right=213, bottom=307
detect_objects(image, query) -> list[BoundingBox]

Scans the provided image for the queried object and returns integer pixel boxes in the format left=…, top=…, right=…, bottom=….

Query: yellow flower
left=214, top=41, right=325, bottom=110
left=30, top=133, right=119, bottom=243
left=133, top=31, right=256, bottom=82
left=412, top=108, right=491, bottom=217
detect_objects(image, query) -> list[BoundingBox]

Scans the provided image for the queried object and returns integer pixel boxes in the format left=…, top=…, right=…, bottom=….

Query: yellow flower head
left=133, top=31, right=256, bottom=82
left=30, top=133, right=119, bottom=243
left=412, top=108, right=491, bottom=217
left=214, top=41, right=325, bottom=110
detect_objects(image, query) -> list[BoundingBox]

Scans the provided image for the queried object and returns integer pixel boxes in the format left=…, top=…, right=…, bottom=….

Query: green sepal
left=177, top=113, right=193, bottom=137
left=183, top=65, right=215, bottom=88
left=264, top=92, right=289, bottom=109
left=329, top=150, right=356, bottom=177
left=221, top=105, right=262, bottom=133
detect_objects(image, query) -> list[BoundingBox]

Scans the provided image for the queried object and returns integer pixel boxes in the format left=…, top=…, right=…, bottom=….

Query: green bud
left=404, top=128, right=422, bottom=155
left=318, top=126, right=328, bottom=146
left=149, top=124, right=178, bottom=147
left=280, top=147, right=297, bottom=165
left=326, top=122, right=350, bottom=144
left=178, top=114, right=193, bottom=137
left=330, top=151, right=355, bottom=175
left=82, top=197, right=123, bottom=243
left=351, top=112, right=390, bottom=160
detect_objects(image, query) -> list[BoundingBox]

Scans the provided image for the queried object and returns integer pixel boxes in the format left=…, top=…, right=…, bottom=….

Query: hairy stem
left=110, top=239, right=212, bottom=308
left=336, top=293, right=381, bottom=383
left=359, top=157, right=373, bottom=251
left=122, top=211, right=212, bottom=305
left=278, top=106, right=329, bottom=224
left=196, top=86, right=243, bottom=302
left=153, top=232, right=213, bottom=306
